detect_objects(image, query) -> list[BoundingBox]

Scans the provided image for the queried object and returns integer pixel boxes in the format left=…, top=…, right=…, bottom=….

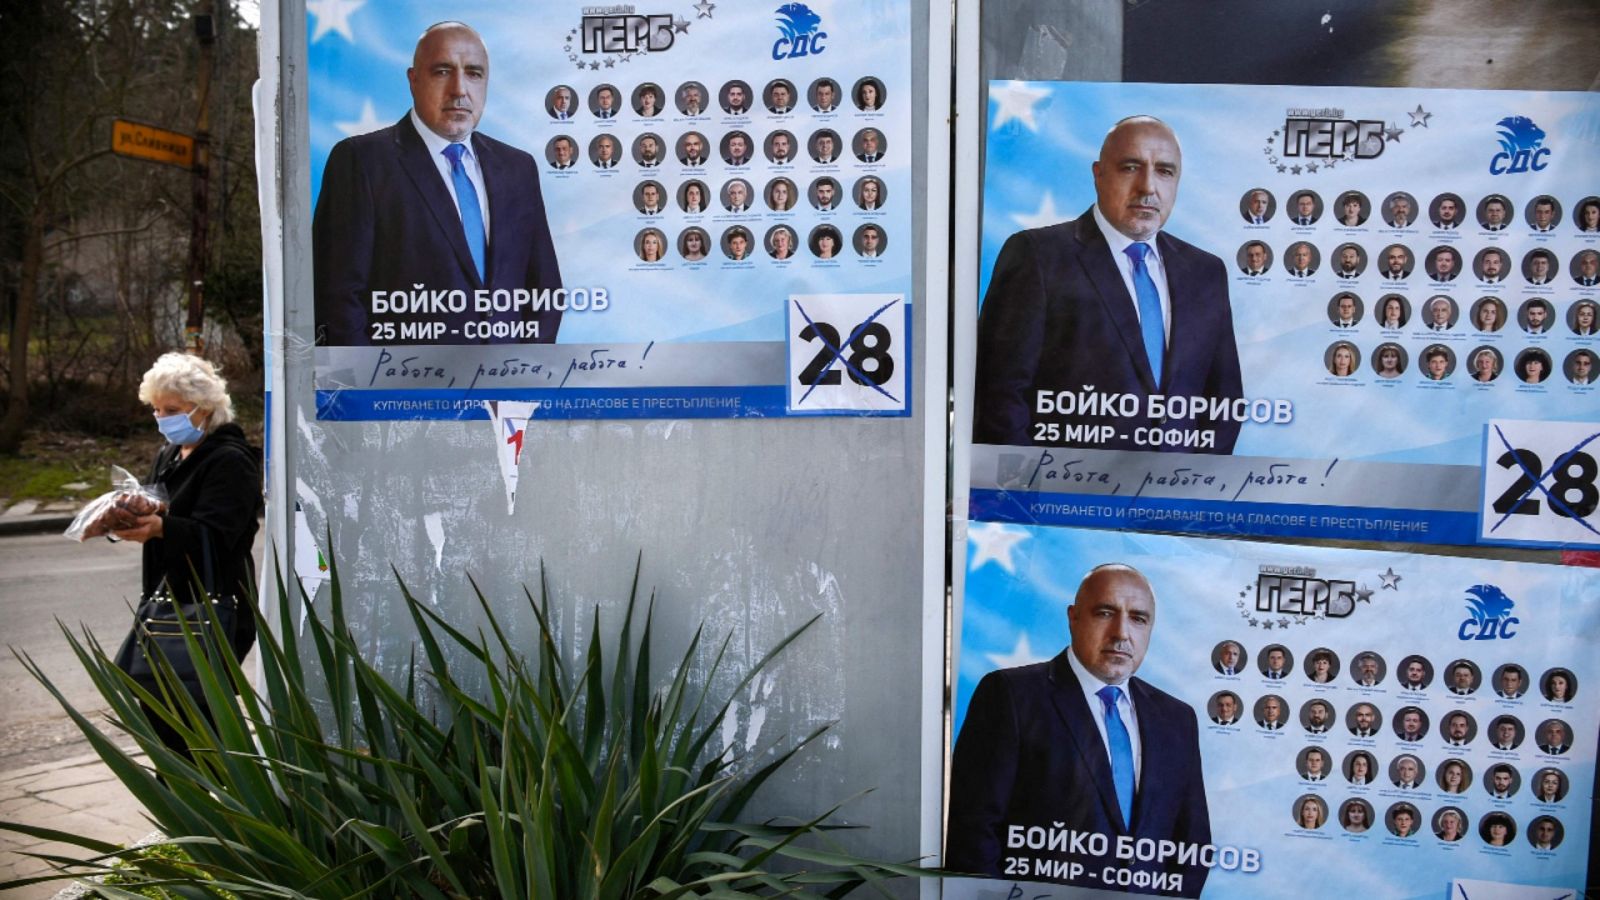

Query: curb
left=0, top=514, right=76, bottom=537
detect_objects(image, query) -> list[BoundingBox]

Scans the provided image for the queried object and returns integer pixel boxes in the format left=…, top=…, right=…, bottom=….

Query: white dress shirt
left=1093, top=204, right=1172, bottom=349
left=411, top=109, right=491, bottom=241
left=1067, top=648, right=1143, bottom=789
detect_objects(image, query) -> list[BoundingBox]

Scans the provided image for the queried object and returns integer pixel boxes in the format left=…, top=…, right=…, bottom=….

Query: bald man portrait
left=947, top=564, right=1212, bottom=895
left=313, top=21, right=562, bottom=346
left=974, top=116, right=1244, bottom=453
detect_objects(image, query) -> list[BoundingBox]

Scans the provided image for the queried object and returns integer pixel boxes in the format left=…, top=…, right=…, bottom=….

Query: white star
left=1407, top=104, right=1432, bottom=128
left=968, top=522, right=1029, bottom=572
left=307, top=0, right=364, bottom=43
left=989, top=81, right=1051, bottom=132
left=1012, top=192, right=1066, bottom=230
left=1379, top=567, right=1402, bottom=589
left=334, top=99, right=385, bottom=137
left=986, top=633, right=1048, bottom=670
left=693, top=0, right=716, bottom=18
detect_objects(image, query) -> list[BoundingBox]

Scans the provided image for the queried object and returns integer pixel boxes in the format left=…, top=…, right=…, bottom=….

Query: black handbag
left=118, top=526, right=239, bottom=686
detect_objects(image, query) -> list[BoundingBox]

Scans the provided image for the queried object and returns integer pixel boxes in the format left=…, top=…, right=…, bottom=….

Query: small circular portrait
left=1238, top=241, right=1273, bottom=276
left=1347, top=701, right=1382, bottom=737
left=1350, top=652, right=1386, bottom=686
left=1393, top=706, right=1429, bottom=742
left=1379, top=244, right=1413, bottom=279
left=1372, top=343, right=1407, bottom=379
left=632, top=133, right=665, bottom=167
left=1209, top=691, right=1242, bottom=726
left=1572, top=248, right=1600, bottom=286
left=1260, top=644, right=1294, bottom=679
left=1300, top=698, right=1335, bottom=733
left=1285, top=242, right=1319, bottom=277
left=675, top=81, right=709, bottom=116
left=1382, top=191, right=1419, bottom=228
left=1293, top=794, right=1328, bottom=830
left=1240, top=188, right=1275, bottom=225
left=1437, top=758, right=1473, bottom=795
left=1540, top=667, right=1577, bottom=703
left=1478, top=193, right=1513, bottom=230
left=1376, top=295, right=1410, bottom=330
left=546, top=85, right=578, bottom=120
left=854, top=127, right=885, bottom=163
left=1396, top=655, right=1432, bottom=690
left=1571, top=300, right=1598, bottom=336
left=1440, top=710, right=1476, bottom=748
left=1343, top=749, right=1377, bottom=785
left=678, top=179, right=711, bottom=214
left=1479, top=811, right=1517, bottom=847
left=765, top=130, right=798, bottom=165
left=1474, top=246, right=1512, bottom=283
left=1339, top=798, right=1375, bottom=834
left=633, top=180, right=666, bottom=215
left=764, top=78, right=797, bottom=114
left=1328, top=292, right=1363, bottom=327
left=809, top=77, right=841, bottom=113
left=765, top=177, right=798, bottom=212
left=1445, top=658, right=1481, bottom=694
left=721, top=178, right=753, bottom=213
left=1515, top=348, right=1553, bottom=385
left=632, top=82, right=665, bottom=118
left=1527, top=815, right=1563, bottom=850
left=719, top=79, right=753, bottom=115
left=1470, top=346, right=1505, bottom=383
left=1576, top=196, right=1600, bottom=232
left=635, top=227, right=669, bottom=263
left=1434, top=807, right=1468, bottom=843
left=546, top=135, right=579, bottom=170
left=1488, top=716, right=1524, bottom=751
left=1425, top=245, right=1462, bottom=282
left=1254, top=694, right=1288, bottom=730
left=810, top=129, right=842, bottom=164
left=1536, top=719, right=1571, bottom=755
left=1567, top=348, right=1597, bottom=384
left=590, top=134, right=623, bottom=168
left=1532, top=767, right=1568, bottom=804
left=721, top=226, right=753, bottom=261
left=852, top=76, right=885, bottom=111
left=1213, top=639, right=1247, bottom=675
left=590, top=84, right=621, bottom=119
left=854, top=223, right=886, bottom=257
left=1386, top=803, right=1420, bottom=838
left=677, top=131, right=710, bottom=166
left=1306, top=647, right=1340, bottom=683
left=809, top=224, right=844, bottom=260
left=1334, top=190, right=1369, bottom=227
left=1288, top=190, right=1322, bottom=226
left=1420, top=295, right=1458, bottom=332
left=1523, top=248, right=1558, bottom=284
left=1331, top=243, right=1366, bottom=278
left=1430, top=192, right=1467, bottom=229
left=1326, top=341, right=1361, bottom=378
left=855, top=176, right=886, bottom=210
left=1420, top=344, right=1456, bottom=381
left=765, top=225, right=799, bottom=261
left=721, top=130, right=754, bottom=166
left=677, top=227, right=711, bottom=262
left=1526, top=194, right=1561, bottom=232
left=1493, top=663, right=1529, bottom=699
left=1519, top=298, right=1554, bottom=334
left=810, top=176, right=842, bottom=211
left=1389, top=754, right=1425, bottom=789
left=1470, top=297, right=1507, bottom=333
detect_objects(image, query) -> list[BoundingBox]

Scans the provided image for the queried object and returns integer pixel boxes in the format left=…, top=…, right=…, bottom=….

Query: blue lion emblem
left=1463, top=584, right=1515, bottom=624
left=1495, top=116, right=1546, bottom=155
left=775, top=2, right=822, bottom=39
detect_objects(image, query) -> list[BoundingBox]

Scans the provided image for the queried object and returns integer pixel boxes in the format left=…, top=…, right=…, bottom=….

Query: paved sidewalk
left=0, top=500, right=79, bottom=538
left=0, top=750, right=150, bottom=899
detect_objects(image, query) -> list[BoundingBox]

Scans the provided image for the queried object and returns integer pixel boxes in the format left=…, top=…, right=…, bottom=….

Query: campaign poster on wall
left=305, top=0, right=912, bottom=421
left=966, top=82, right=1600, bottom=548
left=946, top=525, right=1597, bottom=898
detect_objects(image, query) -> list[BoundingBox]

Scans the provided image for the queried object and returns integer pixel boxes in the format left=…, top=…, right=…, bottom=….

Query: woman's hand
left=112, top=514, right=165, bottom=544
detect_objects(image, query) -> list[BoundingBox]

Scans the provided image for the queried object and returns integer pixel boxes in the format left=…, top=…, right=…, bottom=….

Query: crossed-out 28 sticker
left=1480, top=418, right=1600, bottom=547
left=785, top=293, right=908, bottom=414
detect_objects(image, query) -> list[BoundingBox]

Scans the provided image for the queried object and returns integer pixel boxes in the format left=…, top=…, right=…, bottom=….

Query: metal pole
left=186, top=0, right=215, bottom=354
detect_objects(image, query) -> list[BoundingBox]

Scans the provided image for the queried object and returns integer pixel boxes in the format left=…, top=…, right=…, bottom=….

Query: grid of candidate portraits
left=1205, top=641, right=1580, bottom=851
left=539, top=77, right=892, bottom=264
left=1233, top=189, right=1600, bottom=386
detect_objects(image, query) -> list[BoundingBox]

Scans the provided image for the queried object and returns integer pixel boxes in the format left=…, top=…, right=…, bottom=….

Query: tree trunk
left=0, top=204, right=46, bottom=454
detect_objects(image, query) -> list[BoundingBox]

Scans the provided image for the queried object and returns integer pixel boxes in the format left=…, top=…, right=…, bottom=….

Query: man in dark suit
left=946, top=564, right=1211, bottom=896
left=973, top=117, right=1243, bottom=453
left=314, top=22, right=561, bottom=346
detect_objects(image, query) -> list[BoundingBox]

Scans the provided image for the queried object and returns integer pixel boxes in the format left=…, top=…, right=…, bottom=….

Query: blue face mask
left=156, top=410, right=206, bottom=445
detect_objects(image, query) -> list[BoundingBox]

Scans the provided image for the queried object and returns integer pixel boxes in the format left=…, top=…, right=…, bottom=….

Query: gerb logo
left=1458, top=584, right=1519, bottom=640
left=773, top=3, right=826, bottom=59
left=1488, top=116, right=1549, bottom=175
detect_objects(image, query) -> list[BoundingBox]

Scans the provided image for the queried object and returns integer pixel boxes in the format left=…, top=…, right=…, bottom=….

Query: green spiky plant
left=3, top=555, right=924, bottom=897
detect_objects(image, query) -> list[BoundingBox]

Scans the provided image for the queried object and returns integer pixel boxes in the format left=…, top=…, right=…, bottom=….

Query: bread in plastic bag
left=64, top=465, right=169, bottom=542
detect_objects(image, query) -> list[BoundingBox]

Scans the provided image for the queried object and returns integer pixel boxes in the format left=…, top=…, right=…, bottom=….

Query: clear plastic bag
left=64, top=465, right=169, bottom=542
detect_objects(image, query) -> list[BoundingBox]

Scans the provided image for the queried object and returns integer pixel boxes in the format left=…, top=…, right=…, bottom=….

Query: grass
left=0, top=433, right=160, bottom=504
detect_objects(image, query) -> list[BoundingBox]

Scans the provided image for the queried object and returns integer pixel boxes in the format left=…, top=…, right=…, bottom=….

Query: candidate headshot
left=311, top=21, right=562, bottom=347
left=547, top=135, right=578, bottom=170
left=1301, top=698, right=1333, bottom=733
left=1422, top=345, right=1455, bottom=381
left=1297, top=746, right=1330, bottom=781
left=1440, top=710, right=1475, bottom=747
left=678, top=179, right=709, bottom=214
left=1567, top=349, right=1596, bottom=384
left=1478, top=194, right=1511, bottom=230
left=1434, top=807, right=1466, bottom=843
left=1430, top=192, right=1465, bottom=229
left=675, top=81, right=708, bottom=116
left=1343, top=749, right=1375, bottom=785
left=1393, top=706, right=1428, bottom=743
left=765, top=225, right=798, bottom=261
left=1437, top=759, right=1471, bottom=795
left=633, top=133, right=664, bottom=167
left=1212, top=639, right=1245, bottom=675
left=1294, top=795, right=1327, bottom=831
left=854, top=224, right=885, bottom=258
left=1396, top=655, right=1431, bottom=689
left=853, top=76, right=885, bottom=111
left=765, top=178, right=797, bottom=212
left=632, top=82, right=663, bottom=118
left=1238, top=241, right=1273, bottom=276
left=1372, top=344, right=1406, bottom=379
left=1210, top=691, right=1241, bottom=726
left=1350, top=652, right=1385, bottom=686
left=1383, top=191, right=1417, bottom=228
left=1493, top=664, right=1528, bottom=699
left=721, top=226, right=752, bottom=261
left=945, top=564, right=1211, bottom=893
left=855, top=128, right=885, bottom=163
left=972, top=115, right=1245, bottom=452
left=1572, top=249, right=1599, bottom=286
left=1527, top=194, right=1561, bottom=232
left=1386, top=803, right=1419, bottom=839
left=1532, top=767, right=1567, bottom=804
left=1422, top=295, right=1457, bottom=332
left=1305, top=647, right=1340, bottom=683
left=1377, top=295, right=1409, bottom=330
left=764, top=78, right=796, bottom=114
left=1445, top=659, right=1479, bottom=694
left=546, top=84, right=577, bottom=120
left=1289, top=190, right=1321, bottom=226
left=810, top=177, right=841, bottom=211
left=1520, top=299, right=1553, bottom=334
left=1326, top=341, right=1360, bottom=378
left=808, top=225, right=843, bottom=261
left=590, top=83, right=619, bottom=119
left=1390, top=754, right=1424, bottom=789
left=1489, top=716, right=1523, bottom=751
left=1255, top=694, right=1286, bottom=730
left=1240, top=188, right=1274, bottom=225
left=1475, top=246, right=1510, bottom=283
left=1470, top=346, right=1503, bottom=383
left=721, top=131, right=753, bottom=166
left=634, top=227, right=669, bottom=263
left=765, top=130, right=797, bottom=165
left=1578, top=196, right=1600, bottom=232
left=590, top=134, right=620, bottom=169
left=1261, top=644, right=1293, bottom=679
left=1286, top=241, right=1318, bottom=278
left=1347, top=701, right=1381, bottom=737
left=855, top=176, right=886, bottom=210
left=1528, top=816, right=1562, bottom=850
left=1471, top=297, right=1507, bottom=333
left=1379, top=244, right=1412, bottom=280
left=1537, top=719, right=1571, bottom=755
left=809, top=77, right=840, bottom=113
left=720, top=179, right=752, bottom=213
left=1572, top=301, right=1598, bottom=336
left=1524, top=248, right=1557, bottom=285
left=1479, top=811, right=1516, bottom=847
left=1338, top=799, right=1373, bottom=835
left=633, top=180, right=665, bottom=215
left=1335, top=191, right=1368, bottom=227
left=720, top=79, right=752, bottom=115
left=1425, top=246, right=1461, bottom=282
left=1515, top=348, right=1553, bottom=385
left=1333, top=243, right=1365, bottom=278
left=677, top=131, right=709, bottom=167
left=810, top=129, right=841, bottom=164
left=1540, top=667, right=1577, bottom=702
left=676, top=226, right=710, bottom=262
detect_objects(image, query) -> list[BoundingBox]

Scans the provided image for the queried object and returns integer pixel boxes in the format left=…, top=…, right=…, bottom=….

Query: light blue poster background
left=954, top=524, right=1597, bottom=897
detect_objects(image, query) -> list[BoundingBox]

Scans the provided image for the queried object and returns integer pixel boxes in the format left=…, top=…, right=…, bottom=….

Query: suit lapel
left=1074, top=213, right=1157, bottom=391
left=394, top=117, right=483, bottom=287
left=1127, top=678, right=1166, bottom=830
left=474, top=133, right=506, bottom=280
left=1048, top=651, right=1127, bottom=831
left=1157, top=232, right=1203, bottom=391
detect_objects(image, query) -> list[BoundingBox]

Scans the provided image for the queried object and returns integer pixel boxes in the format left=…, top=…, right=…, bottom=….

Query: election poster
left=947, top=525, right=1598, bottom=898
left=305, top=0, right=912, bottom=421
left=964, top=82, right=1600, bottom=548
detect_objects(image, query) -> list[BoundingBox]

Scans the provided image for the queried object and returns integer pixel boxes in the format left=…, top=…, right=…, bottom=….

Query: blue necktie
left=1097, top=685, right=1135, bottom=828
left=1124, top=242, right=1164, bottom=383
left=443, top=143, right=486, bottom=280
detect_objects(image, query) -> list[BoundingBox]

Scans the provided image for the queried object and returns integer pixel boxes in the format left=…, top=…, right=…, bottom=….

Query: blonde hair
left=138, top=352, right=234, bottom=431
